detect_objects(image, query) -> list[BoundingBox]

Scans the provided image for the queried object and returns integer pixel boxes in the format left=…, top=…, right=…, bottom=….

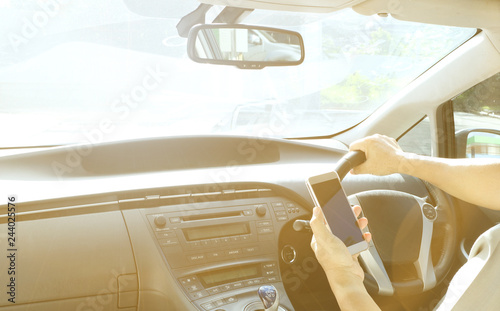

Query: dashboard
left=0, top=135, right=441, bottom=311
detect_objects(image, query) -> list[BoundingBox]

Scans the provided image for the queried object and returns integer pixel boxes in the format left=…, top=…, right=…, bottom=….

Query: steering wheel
left=334, top=151, right=457, bottom=296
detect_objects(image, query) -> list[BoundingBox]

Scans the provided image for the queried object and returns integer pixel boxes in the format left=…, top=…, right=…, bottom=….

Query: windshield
left=0, top=0, right=475, bottom=148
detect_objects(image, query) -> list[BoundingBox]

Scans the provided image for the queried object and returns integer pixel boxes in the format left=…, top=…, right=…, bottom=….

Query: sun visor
left=353, top=0, right=500, bottom=29
left=198, top=0, right=366, bottom=13
left=352, top=0, right=500, bottom=51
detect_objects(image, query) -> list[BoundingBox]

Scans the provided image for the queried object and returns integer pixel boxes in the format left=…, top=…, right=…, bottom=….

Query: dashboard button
left=257, top=227, right=274, bottom=234
left=252, top=278, right=265, bottom=285
left=241, top=235, right=250, bottom=242
left=263, top=263, right=276, bottom=269
left=264, top=270, right=276, bottom=276
left=244, top=279, right=257, bottom=286
left=159, top=238, right=179, bottom=247
left=212, top=299, right=224, bottom=307
left=221, top=237, right=231, bottom=244
left=243, top=210, right=254, bottom=216
left=276, top=216, right=288, bottom=222
left=232, top=281, right=244, bottom=289
left=211, top=238, right=222, bottom=246
left=224, top=296, right=238, bottom=304
left=187, top=254, right=206, bottom=263
left=190, top=241, right=201, bottom=248
left=242, top=246, right=259, bottom=254
left=154, top=226, right=172, bottom=232
left=225, top=249, right=242, bottom=256
left=169, top=217, right=181, bottom=224
left=201, top=240, right=210, bottom=247
left=207, top=287, right=221, bottom=295
left=201, top=302, right=215, bottom=310
left=155, top=231, right=176, bottom=239
left=208, top=251, right=224, bottom=260
left=275, top=211, right=287, bottom=217
left=220, top=284, right=232, bottom=292
left=256, top=220, right=272, bottom=227
left=272, top=202, right=284, bottom=209
left=266, top=276, right=279, bottom=282
left=179, top=276, right=197, bottom=285
left=185, top=283, right=203, bottom=292
left=285, top=202, right=296, bottom=208
left=189, top=290, right=208, bottom=300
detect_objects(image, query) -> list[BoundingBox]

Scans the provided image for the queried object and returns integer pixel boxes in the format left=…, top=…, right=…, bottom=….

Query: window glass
left=0, top=2, right=476, bottom=147
left=398, top=116, right=431, bottom=156
left=453, top=72, right=500, bottom=158
left=453, top=72, right=500, bottom=132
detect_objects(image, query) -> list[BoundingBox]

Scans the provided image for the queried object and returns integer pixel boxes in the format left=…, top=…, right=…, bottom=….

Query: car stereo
left=144, top=198, right=305, bottom=309
left=146, top=203, right=280, bottom=268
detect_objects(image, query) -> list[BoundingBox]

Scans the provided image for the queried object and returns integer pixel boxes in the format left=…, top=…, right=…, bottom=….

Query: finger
left=310, top=235, right=316, bottom=251
left=357, top=217, right=368, bottom=230
left=348, top=138, right=367, bottom=153
left=363, top=232, right=372, bottom=244
left=353, top=205, right=362, bottom=217
left=351, top=167, right=363, bottom=175
left=350, top=162, right=368, bottom=175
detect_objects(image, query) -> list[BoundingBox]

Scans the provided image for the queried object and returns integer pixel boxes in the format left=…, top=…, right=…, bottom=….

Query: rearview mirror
left=456, top=129, right=500, bottom=158
left=187, top=24, right=305, bottom=69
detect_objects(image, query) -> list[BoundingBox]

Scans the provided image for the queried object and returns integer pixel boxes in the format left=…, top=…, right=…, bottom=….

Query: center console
left=143, top=197, right=307, bottom=310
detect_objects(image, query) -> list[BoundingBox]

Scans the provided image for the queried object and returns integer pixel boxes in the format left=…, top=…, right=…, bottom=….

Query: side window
left=453, top=73, right=500, bottom=132
left=452, top=72, right=500, bottom=158
left=397, top=116, right=432, bottom=156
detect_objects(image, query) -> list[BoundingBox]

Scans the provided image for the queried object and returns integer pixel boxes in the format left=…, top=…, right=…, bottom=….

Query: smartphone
left=306, top=171, right=368, bottom=255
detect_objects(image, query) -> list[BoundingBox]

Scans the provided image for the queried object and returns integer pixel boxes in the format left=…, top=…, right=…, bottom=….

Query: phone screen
left=311, top=178, right=364, bottom=247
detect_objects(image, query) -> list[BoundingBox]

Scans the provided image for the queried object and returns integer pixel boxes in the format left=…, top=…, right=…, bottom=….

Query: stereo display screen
left=183, top=222, right=250, bottom=241
left=199, top=264, right=260, bottom=287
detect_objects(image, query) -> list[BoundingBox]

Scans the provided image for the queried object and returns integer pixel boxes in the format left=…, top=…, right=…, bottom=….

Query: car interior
left=0, top=0, right=499, bottom=310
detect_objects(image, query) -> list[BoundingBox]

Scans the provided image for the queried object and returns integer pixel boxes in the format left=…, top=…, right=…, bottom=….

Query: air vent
left=117, top=184, right=275, bottom=209
left=7, top=184, right=278, bottom=220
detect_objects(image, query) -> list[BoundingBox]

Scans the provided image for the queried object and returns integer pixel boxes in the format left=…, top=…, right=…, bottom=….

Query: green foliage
left=319, top=21, right=477, bottom=112
left=453, top=72, right=500, bottom=113
left=321, top=72, right=398, bottom=109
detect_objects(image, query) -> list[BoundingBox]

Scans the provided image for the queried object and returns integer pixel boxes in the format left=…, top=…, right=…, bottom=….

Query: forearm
left=397, top=152, right=500, bottom=210
left=326, top=272, right=380, bottom=311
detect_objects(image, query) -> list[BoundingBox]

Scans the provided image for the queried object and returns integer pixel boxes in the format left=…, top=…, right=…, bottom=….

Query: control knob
left=256, top=205, right=267, bottom=217
left=154, top=215, right=167, bottom=227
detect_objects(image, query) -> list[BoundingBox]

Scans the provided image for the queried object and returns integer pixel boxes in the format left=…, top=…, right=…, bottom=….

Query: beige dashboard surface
left=0, top=210, right=137, bottom=310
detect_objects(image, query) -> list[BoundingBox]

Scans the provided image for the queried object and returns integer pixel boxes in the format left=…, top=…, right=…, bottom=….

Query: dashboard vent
left=2, top=184, right=277, bottom=221
left=118, top=184, right=275, bottom=209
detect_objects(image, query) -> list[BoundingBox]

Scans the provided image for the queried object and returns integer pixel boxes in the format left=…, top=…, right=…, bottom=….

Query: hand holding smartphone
left=306, top=171, right=368, bottom=255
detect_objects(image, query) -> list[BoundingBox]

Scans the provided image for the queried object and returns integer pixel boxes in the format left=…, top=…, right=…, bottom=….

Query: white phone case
left=306, top=171, right=368, bottom=255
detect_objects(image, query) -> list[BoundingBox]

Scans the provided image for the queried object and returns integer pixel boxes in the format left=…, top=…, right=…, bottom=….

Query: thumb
left=310, top=207, right=333, bottom=238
